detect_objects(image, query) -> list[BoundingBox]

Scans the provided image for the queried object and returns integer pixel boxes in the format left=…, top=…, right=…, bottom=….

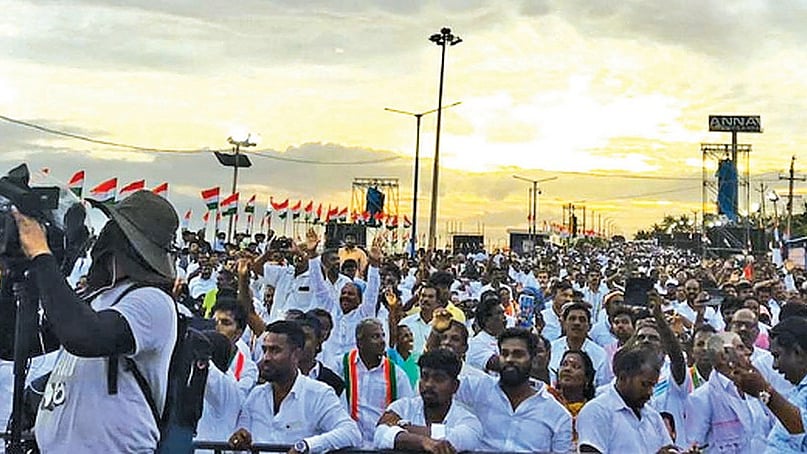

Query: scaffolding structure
left=701, top=143, right=752, bottom=255
left=350, top=178, right=401, bottom=251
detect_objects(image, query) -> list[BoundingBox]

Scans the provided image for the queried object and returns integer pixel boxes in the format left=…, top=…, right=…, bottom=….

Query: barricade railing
left=3, top=434, right=533, bottom=454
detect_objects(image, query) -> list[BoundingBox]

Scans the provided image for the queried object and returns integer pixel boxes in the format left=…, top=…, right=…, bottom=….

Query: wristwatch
left=294, top=440, right=310, bottom=454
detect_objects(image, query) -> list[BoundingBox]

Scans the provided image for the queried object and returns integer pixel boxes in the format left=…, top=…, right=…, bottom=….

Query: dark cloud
left=551, top=0, right=807, bottom=59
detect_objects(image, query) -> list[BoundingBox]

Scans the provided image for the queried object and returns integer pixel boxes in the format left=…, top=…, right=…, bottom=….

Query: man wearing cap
left=13, top=190, right=180, bottom=453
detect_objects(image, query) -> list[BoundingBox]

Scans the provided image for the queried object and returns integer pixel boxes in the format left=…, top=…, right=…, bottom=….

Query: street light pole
left=226, top=133, right=257, bottom=242
left=385, top=101, right=461, bottom=258
left=427, top=27, right=462, bottom=250
left=513, top=175, right=557, bottom=251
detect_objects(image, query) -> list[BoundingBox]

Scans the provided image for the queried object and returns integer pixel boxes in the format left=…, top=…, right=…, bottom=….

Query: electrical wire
left=0, top=114, right=401, bottom=165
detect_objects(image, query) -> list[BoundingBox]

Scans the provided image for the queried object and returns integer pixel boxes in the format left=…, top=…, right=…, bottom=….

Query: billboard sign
left=708, top=115, right=761, bottom=133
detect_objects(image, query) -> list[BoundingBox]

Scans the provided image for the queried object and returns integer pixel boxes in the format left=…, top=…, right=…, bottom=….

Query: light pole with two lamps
left=385, top=102, right=461, bottom=257
left=214, top=129, right=258, bottom=242
left=427, top=27, right=462, bottom=250
left=512, top=175, right=557, bottom=251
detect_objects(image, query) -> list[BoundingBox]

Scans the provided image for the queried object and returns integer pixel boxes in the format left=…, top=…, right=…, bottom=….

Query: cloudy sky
left=2, top=0, right=806, bottom=246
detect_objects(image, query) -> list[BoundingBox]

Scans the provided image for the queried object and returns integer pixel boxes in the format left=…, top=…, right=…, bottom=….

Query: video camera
left=0, top=164, right=83, bottom=275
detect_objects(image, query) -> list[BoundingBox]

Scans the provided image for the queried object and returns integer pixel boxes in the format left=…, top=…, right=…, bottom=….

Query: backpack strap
left=124, top=357, right=161, bottom=426
left=106, top=283, right=154, bottom=395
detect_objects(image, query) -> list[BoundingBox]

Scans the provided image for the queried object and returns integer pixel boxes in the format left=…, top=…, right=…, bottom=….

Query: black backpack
left=108, top=283, right=214, bottom=454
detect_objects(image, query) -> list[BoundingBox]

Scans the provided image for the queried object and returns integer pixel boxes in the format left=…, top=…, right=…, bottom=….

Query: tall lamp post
left=385, top=102, right=461, bottom=257
left=215, top=129, right=257, bottom=242
left=512, top=175, right=557, bottom=251
left=427, top=27, right=462, bottom=250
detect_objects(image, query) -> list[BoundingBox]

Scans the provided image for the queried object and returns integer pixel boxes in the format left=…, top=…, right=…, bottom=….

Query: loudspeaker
left=325, top=223, right=367, bottom=249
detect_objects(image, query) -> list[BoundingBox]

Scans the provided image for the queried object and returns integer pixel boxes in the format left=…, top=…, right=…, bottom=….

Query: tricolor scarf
left=343, top=349, right=397, bottom=421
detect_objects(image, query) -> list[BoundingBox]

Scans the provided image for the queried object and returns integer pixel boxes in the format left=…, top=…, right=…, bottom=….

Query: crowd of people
left=3, top=190, right=807, bottom=453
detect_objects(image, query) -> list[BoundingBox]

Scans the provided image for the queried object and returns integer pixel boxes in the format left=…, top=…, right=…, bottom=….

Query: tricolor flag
left=118, top=179, right=146, bottom=200
left=373, top=211, right=385, bottom=223
left=351, top=211, right=360, bottom=223
left=303, top=201, right=314, bottom=221
left=315, top=204, right=323, bottom=224
left=203, top=211, right=210, bottom=224
left=182, top=209, right=192, bottom=230
left=68, top=170, right=85, bottom=198
left=386, top=215, right=398, bottom=230
left=215, top=211, right=222, bottom=231
left=403, top=215, right=412, bottom=228
left=337, top=207, right=348, bottom=223
left=245, top=194, right=256, bottom=214
left=325, top=206, right=339, bottom=223
left=201, top=187, right=220, bottom=211
left=221, top=193, right=238, bottom=216
left=361, top=211, right=371, bottom=224
left=291, top=200, right=302, bottom=219
left=152, top=182, right=169, bottom=199
left=272, top=198, right=289, bottom=219
left=89, top=178, right=117, bottom=204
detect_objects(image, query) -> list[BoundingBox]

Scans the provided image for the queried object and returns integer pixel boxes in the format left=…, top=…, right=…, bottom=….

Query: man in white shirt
left=674, top=279, right=724, bottom=331
left=582, top=269, right=609, bottom=323
left=307, top=230, right=382, bottom=370
left=466, top=294, right=507, bottom=373
left=195, top=330, right=244, bottom=450
left=211, top=299, right=258, bottom=398
left=334, top=319, right=413, bottom=447
left=685, top=332, right=772, bottom=452
left=229, top=321, right=361, bottom=453
left=730, top=308, right=793, bottom=395
left=540, top=281, right=575, bottom=341
left=549, top=302, right=612, bottom=386
left=189, top=264, right=217, bottom=299
left=578, top=347, right=675, bottom=453
left=456, top=328, right=573, bottom=453
left=262, top=252, right=312, bottom=322
left=400, top=284, right=443, bottom=356
left=374, top=349, right=482, bottom=452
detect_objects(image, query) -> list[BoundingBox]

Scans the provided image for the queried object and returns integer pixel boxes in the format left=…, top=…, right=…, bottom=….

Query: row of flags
left=197, top=186, right=413, bottom=231
left=67, top=171, right=169, bottom=203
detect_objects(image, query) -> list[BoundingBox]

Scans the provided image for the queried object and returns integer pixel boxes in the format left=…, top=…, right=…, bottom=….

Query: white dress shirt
left=588, top=317, right=617, bottom=348
left=578, top=384, right=673, bottom=453
left=549, top=337, right=613, bottom=387
left=540, top=306, right=563, bottom=341
left=263, top=263, right=312, bottom=322
left=311, top=257, right=380, bottom=370
left=229, top=340, right=258, bottom=398
left=195, top=364, right=243, bottom=451
left=373, top=396, right=482, bottom=451
left=236, top=373, right=361, bottom=453
left=466, top=330, right=499, bottom=373
left=674, top=301, right=725, bottom=331
left=685, top=369, right=772, bottom=453
left=334, top=353, right=414, bottom=447
left=455, top=374, right=573, bottom=453
left=188, top=275, right=217, bottom=299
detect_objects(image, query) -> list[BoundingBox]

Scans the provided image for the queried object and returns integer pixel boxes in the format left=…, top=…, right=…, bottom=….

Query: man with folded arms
left=374, top=349, right=482, bottom=453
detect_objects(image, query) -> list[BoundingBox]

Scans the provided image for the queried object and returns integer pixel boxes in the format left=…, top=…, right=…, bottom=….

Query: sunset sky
left=2, top=1, right=806, bottom=247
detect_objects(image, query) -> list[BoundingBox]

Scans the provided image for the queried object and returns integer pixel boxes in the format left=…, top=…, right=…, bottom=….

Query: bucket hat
left=87, top=190, right=178, bottom=278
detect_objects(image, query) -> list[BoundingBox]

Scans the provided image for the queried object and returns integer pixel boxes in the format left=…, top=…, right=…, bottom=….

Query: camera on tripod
left=0, top=164, right=76, bottom=274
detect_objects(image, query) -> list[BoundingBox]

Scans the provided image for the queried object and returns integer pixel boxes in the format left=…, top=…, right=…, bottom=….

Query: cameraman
left=11, top=191, right=179, bottom=453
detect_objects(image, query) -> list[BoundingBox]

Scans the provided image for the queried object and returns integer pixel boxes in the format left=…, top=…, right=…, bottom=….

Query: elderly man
left=334, top=319, right=413, bottom=447
left=686, top=332, right=772, bottom=452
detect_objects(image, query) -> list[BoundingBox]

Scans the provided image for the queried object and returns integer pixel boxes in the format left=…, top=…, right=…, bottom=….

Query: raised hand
left=305, top=227, right=319, bottom=252
left=368, top=233, right=385, bottom=265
